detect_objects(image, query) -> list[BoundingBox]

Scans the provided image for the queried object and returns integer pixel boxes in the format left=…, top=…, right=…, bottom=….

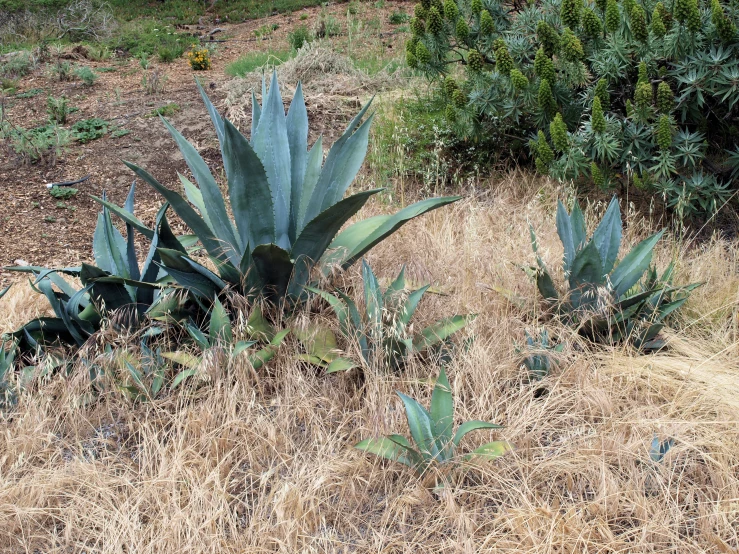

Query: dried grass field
left=1, top=1, right=739, bottom=552
left=1, top=176, right=738, bottom=552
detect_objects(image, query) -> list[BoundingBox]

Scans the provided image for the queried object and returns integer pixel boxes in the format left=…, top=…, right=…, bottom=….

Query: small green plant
left=254, top=23, right=279, bottom=38
left=74, top=65, right=97, bottom=86
left=517, top=329, right=563, bottom=380
left=158, top=43, right=186, bottom=63
left=71, top=118, right=108, bottom=143
left=49, top=60, right=72, bottom=81
left=307, top=261, right=473, bottom=371
left=43, top=215, right=56, bottom=223
left=187, top=46, right=211, bottom=70
left=150, top=103, right=179, bottom=117
left=314, top=12, right=341, bottom=37
left=87, top=45, right=111, bottom=62
left=0, top=117, right=70, bottom=165
left=46, top=95, right=69, bottom=124
left=389, top=10, right=410, bottom=24
left=16, top=88, right=44, bottom=98
left=288, top=25, right=313, bottom=50
left=163, top=300, right=290, bottom=373
left=49, top=186, right=78, bottom=199
left=355, top=368, right=511, bottom=477
left=138, top=54, right=151, bottom=69
left=111, top=128, right=131, bottom=138
left=1, top=78, right=17, bottom=93
left=529, top=197, right=700, bottom=350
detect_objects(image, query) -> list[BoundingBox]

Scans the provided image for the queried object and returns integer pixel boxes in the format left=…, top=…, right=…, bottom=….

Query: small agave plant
left=101, top=73, right=459, bottom=308
left=4, top=183, right=185, bottom=352
left=307, top=260, right=473, bottom=371
left=162, top=297, right=290, bottom=373
left=355, top=368, right=511, bottom=477
left=517, top=329, right=563, bottom=381
left=529, top=197, right=700, bottom=350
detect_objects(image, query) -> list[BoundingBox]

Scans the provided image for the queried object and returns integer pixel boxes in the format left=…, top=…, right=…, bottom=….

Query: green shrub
left=74, top=65, right=97, bottom=86
left=288, top=25, right=312, bottom=50
left=529, top=197, right=700, bottom=350
left=355, top=367, right=511, bottom=477
left=0, top=51, right=35, bottom=79
left=389, top=10, right=410, bottom=24
left=71, top=118, right=108, bottom=142
left=49, top=60, right=72, bottom=81
left=0, top=115, right=70, bottom=165
left=409, top=0, right=739, bottom=217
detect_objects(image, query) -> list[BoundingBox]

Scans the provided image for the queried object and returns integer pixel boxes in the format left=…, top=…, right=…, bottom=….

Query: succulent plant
left=517, top=329, right=563, bottom=380
left=355, top=367, right=511, bottom=476
left=307, top=260, right=473, bottom=371
left=119, top=75, right=459, bottom=308
left=5, top=183, right=184, bottom=352
left=528, top=197, right=700, bottom=350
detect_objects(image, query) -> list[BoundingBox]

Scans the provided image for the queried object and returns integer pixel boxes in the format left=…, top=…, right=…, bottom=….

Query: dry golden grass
left=1, top=176, right=738, bottom=553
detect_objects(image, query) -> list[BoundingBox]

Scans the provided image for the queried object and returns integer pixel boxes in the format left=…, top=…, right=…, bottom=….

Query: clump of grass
left=225, top=50, right=292, bottom=77
left=150, top=102, right=180, bottom=117
left=389, top=10, right=409, bottom=24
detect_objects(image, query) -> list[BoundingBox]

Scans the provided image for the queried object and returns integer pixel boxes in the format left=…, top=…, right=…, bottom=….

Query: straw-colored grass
left=1, top=176, right=738, bottom=553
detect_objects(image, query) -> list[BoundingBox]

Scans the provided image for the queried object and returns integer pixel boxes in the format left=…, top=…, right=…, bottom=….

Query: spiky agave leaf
left=123, top=72, right=460, bottom=309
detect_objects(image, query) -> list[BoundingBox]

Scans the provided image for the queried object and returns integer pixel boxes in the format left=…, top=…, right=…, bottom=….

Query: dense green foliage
left=529, top=197, right=700, bottom=350
left=409, top=0, right=739, bottom=217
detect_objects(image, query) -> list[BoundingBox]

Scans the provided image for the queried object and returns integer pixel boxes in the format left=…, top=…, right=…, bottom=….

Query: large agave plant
left=530, top=197, right=699, bottom=350
left=4, top=184, right=183, bottom=351
left=103, top=73, right=459, bottom=307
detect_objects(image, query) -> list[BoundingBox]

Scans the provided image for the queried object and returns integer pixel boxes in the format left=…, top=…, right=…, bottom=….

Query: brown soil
left=0, top=1, right=410, bottom=285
